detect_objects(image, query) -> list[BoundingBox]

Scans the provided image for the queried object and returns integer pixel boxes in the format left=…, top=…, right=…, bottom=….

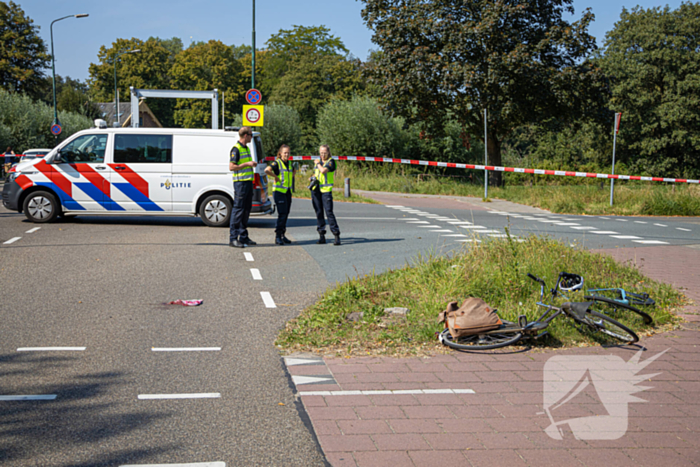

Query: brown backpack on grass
left=438, top=298, right=502, bottom=339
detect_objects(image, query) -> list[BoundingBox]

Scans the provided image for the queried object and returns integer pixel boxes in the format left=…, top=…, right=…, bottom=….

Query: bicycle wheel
left=439, top=325, right=523, bottom=350
left=580, top=310, right=639, bottom=344
left=584, top=295, right=653, bottom=325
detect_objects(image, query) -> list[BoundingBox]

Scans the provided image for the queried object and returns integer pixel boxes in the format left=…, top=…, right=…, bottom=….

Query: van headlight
left=7, top=172, right=18, bottom=183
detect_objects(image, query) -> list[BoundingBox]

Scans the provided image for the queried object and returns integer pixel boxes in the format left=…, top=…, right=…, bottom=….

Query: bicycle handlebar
left=527, top=272, right=546, bottom=301
left=527, top=273, right=544, bottom=284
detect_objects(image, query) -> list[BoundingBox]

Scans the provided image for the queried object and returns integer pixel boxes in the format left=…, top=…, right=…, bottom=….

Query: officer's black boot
left=317, top=232, right=326, bottom=244
left=333, top=234, right=341, bottom=246
left=275, top=235, right=284, bottom=246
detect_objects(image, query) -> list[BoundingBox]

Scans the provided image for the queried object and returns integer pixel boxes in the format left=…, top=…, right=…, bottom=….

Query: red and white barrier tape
left=265, top=155, right=699, bottom=184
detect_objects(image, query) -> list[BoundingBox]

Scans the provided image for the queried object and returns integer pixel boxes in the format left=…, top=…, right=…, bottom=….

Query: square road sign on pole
left=243, top=105, right=264, bottom=127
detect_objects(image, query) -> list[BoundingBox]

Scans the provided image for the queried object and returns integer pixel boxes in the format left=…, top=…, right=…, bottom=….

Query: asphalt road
left=1, top=187, right=698, bottom=467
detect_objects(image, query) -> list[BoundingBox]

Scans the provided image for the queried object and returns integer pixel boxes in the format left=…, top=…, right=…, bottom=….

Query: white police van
left=2, top=122, right=272, bottom=226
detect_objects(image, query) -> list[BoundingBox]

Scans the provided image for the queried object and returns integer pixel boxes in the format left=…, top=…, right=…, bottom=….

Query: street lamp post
left=113, top=48, right=141, bottom=126
left=50, top=14, right=88, bottom=140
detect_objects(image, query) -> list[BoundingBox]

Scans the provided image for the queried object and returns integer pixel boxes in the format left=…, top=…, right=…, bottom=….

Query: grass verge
left=276, top=233, right=686, bottom=356
left=335, top=167, right=700, bottom=216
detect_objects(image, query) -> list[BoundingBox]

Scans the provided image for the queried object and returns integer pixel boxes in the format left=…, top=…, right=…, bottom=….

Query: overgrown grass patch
left=276, top=234, right=686, bottom=356
left=333, top=165, right=700, bottom=216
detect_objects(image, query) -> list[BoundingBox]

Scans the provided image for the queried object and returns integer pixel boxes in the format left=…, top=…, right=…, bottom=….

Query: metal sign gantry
left=129, top=87, right=219, bottom=129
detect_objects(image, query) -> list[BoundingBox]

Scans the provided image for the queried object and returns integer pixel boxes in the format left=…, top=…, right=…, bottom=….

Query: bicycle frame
left=587, top=287, right=651, bottom=306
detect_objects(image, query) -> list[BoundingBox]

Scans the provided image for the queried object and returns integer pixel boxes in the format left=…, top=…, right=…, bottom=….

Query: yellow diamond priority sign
left=243, top=105, right=264, bottom=126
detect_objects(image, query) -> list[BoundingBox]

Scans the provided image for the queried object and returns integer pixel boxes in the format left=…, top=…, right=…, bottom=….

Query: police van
left=2, top=122, right=273, bottom=226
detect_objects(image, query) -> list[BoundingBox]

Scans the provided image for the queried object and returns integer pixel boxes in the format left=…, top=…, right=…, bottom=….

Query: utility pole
left=252, top=0, right=256, bottom=89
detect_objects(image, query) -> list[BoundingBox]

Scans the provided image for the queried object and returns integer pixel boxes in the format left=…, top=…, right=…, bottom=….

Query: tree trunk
left=487, top=135, right=503, bottom=187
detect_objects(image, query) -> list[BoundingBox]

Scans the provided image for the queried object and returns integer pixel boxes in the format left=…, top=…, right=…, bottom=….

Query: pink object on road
left=168, top=299, right=203, bottom=306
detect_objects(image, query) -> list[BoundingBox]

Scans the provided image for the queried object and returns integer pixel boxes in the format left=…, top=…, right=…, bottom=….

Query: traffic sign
left=245, top=89, right=262, bottom=105
left=243, top=105, right=264, bottom=126
left=50, top=124, right=62, bottom=136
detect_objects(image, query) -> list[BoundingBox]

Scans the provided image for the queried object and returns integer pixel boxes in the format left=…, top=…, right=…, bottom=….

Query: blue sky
left=19, top=0, right=685, bottom=83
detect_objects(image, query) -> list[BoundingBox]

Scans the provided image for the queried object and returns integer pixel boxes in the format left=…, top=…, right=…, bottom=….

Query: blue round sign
left=245, top=89, right=262, bottom=105
left=50, top=124, right=62, bottom=135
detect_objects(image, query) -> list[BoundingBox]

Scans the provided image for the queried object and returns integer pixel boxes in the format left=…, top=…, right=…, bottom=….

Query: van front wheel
left=199, top=194, right=232, bottom=227
left=23, top=190, right=59, bottom=223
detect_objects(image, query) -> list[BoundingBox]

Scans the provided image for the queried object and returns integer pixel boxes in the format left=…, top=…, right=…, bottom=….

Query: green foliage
left=264, top=24, right=349, bottom=91
left=88, top=37, right=174, bottom=126
left=170, top=40, right=246, bottom=128
left=148, top=36, right=183, bottom=61
left=316, top=95, right=408, bottom=158
left=361, top=0, right=603, bottom=186
left=0, top=89, right=92, bottom=152
left=0, top=1, right=50, bottom=97
left=277, top=235, right=684, bottom=354
left=255, top=103, right=302, bottom=156
left=269, top=52, right=364, bottom=137
left=598, top=3, right=700, bottom=178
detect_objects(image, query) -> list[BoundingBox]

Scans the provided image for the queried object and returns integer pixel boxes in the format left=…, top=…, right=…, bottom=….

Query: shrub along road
left=0, top=188, right=697, bottom=466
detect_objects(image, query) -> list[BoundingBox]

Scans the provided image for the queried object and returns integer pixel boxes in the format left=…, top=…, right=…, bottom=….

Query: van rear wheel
left=200, top=194, right=232, bottom=227
left=23, top=190, right=59, bottom=223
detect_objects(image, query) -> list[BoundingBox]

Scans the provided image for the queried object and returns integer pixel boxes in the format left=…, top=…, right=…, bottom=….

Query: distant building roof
left=95, top=100, right=162, bottom=128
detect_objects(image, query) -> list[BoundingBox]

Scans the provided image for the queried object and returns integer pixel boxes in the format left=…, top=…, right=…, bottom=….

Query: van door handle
left=95, top=166, right=106, bottom=170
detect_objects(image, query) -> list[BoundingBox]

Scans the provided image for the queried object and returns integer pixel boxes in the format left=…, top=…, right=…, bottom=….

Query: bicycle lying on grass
left=584, top=287, right=654, bottom=325
left=439, top=272, right=639, bottom=350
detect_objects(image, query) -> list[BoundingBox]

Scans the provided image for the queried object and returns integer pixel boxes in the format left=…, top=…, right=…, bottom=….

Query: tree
left=360, top=0, right=601, bottom=185
left=269, top=53, right=364, bottom=136
left=170, top=40, right=245, bottom=128
left=88, top=37, right=174, bottom=125
left=316, top=95, right=409, bottom=158
left=598, top=3, right=700, bottom=178
left=263, top=25, right=349, bottom=92
left=0, top=1, right=50, bottom=96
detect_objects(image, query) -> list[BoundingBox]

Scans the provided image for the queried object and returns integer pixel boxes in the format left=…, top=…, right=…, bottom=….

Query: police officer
left=229, top=127, right=257, bottom=248
left=311, top=144, right=341, bottom=245
left=265, top=144, right=294, bottom=245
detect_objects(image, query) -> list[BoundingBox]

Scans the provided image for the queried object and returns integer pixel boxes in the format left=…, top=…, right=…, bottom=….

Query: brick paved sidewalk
left=288, top=329, right=699, bottom=467
left=286, top=243, right=700, bottom=466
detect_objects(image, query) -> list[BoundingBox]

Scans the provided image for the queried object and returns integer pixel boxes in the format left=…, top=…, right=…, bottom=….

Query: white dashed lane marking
left=611, top=235, right=643, bottom=240
left=634, top=240, right=670, bottom=245
left=407, top=221, right=430, bottom=224
left=0, top=395, right=57, bottom=401
left=17, top=347, right=85, bottom=351
left=570, top=226, right=597, bottom=230
left=592, top=231, right=619, bottom=235
left=260, top=292, right=276, bottom=308
left=3, top=237, right=21, bottom=244
left=299, top=389, right=475, bottom=396
left=26, top=227, right=41, bottom=233
left=244, top=252, right=254, bottom=262
left=137, top=393, right=221, bottom=400
left=634, top=221, right=647, bottom=224
left=120, top=463, right=225, bottom=467
left=654, top=223, right=668, bottom=227
left=677, top=228, right=692, bottom=232
left=250, top=268, right=262, bottom=280
left=151, top=348, right=221, bottom=352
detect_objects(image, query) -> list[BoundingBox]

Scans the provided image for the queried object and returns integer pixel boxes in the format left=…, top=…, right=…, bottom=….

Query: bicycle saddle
left=562, top=301, right=594, bottom=320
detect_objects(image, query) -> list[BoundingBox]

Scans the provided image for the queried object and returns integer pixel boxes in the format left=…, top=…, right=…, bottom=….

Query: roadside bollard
left=344, top=178, right=351, bottom=198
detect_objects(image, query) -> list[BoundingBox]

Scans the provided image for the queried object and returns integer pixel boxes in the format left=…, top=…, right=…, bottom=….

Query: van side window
left=60, top=134, right=108, bottom=163
left=114, top=135, right=172, bottom=163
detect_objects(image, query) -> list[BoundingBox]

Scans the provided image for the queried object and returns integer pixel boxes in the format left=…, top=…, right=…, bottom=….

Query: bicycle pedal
left=518, top=315, right=528, bottom=328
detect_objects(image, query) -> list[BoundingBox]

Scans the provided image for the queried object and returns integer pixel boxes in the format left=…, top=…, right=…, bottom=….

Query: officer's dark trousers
left=273, top=190, right=292, bottom=236
left=230, top=181, right=253, bottom=243
left=311, top=189, right=340, bottom=235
